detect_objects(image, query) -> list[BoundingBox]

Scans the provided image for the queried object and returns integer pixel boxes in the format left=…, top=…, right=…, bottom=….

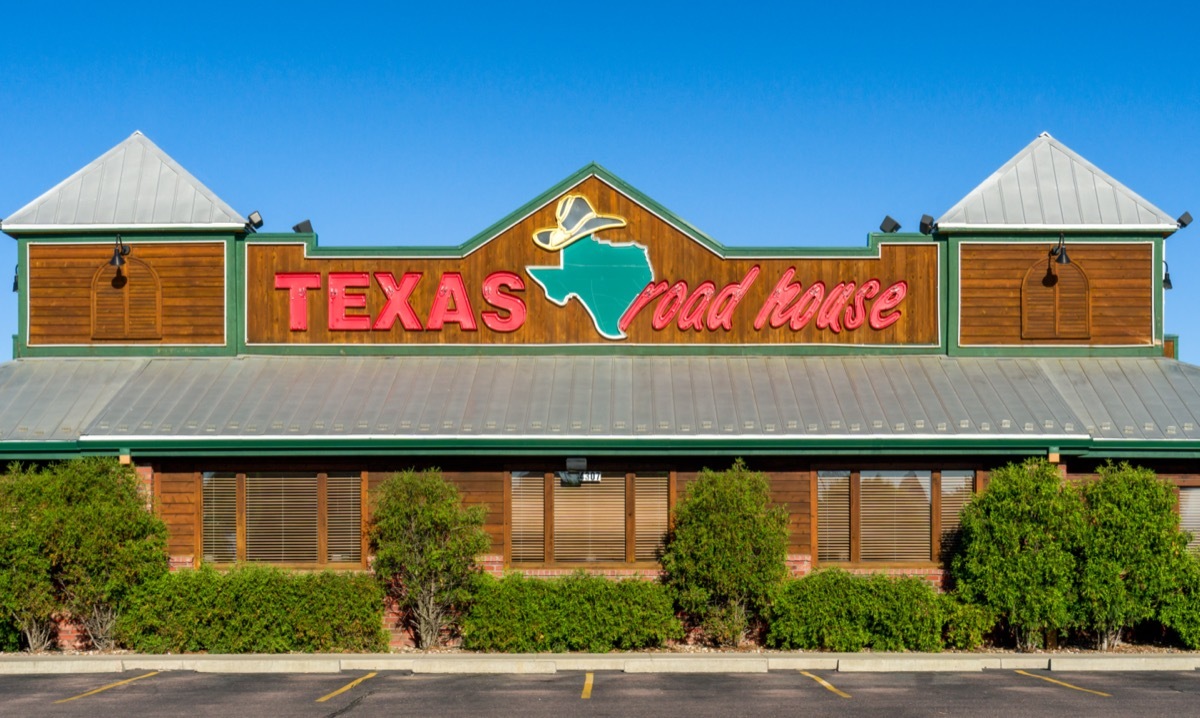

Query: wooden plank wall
left=27, top=242, right=225, bottom=345
left=960, top=243, right=1153, bottom=345
left=367, top=471, right=505, bottom=554
left=673, top=468, right=812, bottom=555
left=156, top=471, right=199, bottom=558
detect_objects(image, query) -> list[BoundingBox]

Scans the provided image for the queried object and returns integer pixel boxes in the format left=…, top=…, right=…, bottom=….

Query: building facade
left=2, top=131, right=1196, bottom=583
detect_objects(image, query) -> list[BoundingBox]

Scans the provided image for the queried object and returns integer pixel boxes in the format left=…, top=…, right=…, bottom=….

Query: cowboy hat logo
left=533, top=195, right=627, bottom=252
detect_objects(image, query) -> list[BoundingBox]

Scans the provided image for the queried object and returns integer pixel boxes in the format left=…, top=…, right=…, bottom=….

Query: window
left=817, top=468, right=976, bottom=564
left=509, top=471, right=670, bottom=564
left=1181, top=487, right=1200, bottom=552
left=201, top=472, right=363, bottom=567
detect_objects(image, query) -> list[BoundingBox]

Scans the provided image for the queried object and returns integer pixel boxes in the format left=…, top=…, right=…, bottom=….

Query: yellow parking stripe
left=1014, top=669, right=1111, bottom=698
left=581, top=671, right=594, bottom=699
left=316, top=672, right=378, bottom=703
left=800, top=670, right=850, bottom=698
left=54, top=671, right=161, bottom=704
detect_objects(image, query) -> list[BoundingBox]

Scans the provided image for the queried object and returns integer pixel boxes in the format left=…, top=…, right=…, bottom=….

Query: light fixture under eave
left=109, top=235, right=131, bottom=267
left=1050, top=232, right=1071, bottom=265
left=1179, top=211, right=1192, bottom=229
left=293, top=219, right=313, bottom=234
left=919, top=214, right=935, bottom=235
left=880, top=215, right=901, bottom=233
left=1164, top=261, right=1173, bottom=290
left=246, top=211, right=264, bottom=233
left=11, top=265, right=17, bottom=293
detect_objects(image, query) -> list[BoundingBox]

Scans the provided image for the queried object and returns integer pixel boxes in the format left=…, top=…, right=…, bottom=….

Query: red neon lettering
left=707, top=266, right=759, bottom=331
left=788, top=283, right=825, bottom=330
left=274, top=272, right=322, bottom=332
left=481, top=271, right=526, bottom=333
left=372, top=272, right=423, bottom=331
left=426, top=272, right=478, bottom=331
left=869, top=280, right=907, bottom=330
left=328, top=272, right=372, bottom=331
left=652, top=281, right=689, bottom=330
left=754, top=268, right=801, bottom=330
left=677, top=281, right=715, bottom=331
left=618, top=281, right=670, bottom=333
left=844, top=279, right=880, bottom=330
left=816, top=282, right=856, bottom=334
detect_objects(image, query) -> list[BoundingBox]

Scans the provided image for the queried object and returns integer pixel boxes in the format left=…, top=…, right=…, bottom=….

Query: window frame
left=199, top=470, right=369, bottom=570
left=503, top=469, right=675, bottom=568
left=812, top=465, right=980, bottom=568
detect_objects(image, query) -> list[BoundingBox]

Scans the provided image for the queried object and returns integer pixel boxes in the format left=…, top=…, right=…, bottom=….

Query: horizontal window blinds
left=326, top=474, right=362, bottom=563
left=245, top=473, right=319, bottom=563
left=635, top=474, right=669, bottom=561
left=940, top=470, right=974, bottom=558
left=511, top=472, right=545, bottom=563
left=817, top=471, right=850, bottom=562
left=554, top=474, right=625, bottom=562
left=202, top=472, right=237, bottom=563
left=860, top=470, right=931, bottom=562
left=1181, top=488, right=1200, bottom=552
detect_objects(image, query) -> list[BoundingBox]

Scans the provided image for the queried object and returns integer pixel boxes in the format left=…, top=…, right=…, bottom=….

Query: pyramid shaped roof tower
left=937, top=133, right=1179, bottom=233
left=2, top=131, right=246, bottom=234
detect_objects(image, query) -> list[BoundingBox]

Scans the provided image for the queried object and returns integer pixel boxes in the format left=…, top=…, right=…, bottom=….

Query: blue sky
left=1, top=2, right=1196, bottom=359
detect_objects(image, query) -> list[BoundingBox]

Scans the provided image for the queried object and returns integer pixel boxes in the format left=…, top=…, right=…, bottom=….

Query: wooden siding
left=246, top=177, right=939, bottom=347
left=156, top=471, right=200, bottom=557
left=368, top=471, right=505, bottom=554
left=28, top=242, right=225, bottom=345
left=960, top=243, right=1153, bottom=345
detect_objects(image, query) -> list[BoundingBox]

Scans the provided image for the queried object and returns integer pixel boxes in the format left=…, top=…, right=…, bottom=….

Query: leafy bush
left=1077, top=462, right=1193, bottom=650
left=0, top=458, right=168, bottom=650
left=951, top=458, right=1084, bottom=651
left=462, top=573, right=683, bottom=652
left=660, top=460, right=789, bottom=645
left=116, top=565, right=387, bottom=653
left=766, top=569, right=943, bottom=652
left=0, top=616, right=18, bottom=653
left=370, top=469, right=491, bottom=648
left=1159, top=553, right=1200, bottom=649
left=940, top=594, right=996, bottom=650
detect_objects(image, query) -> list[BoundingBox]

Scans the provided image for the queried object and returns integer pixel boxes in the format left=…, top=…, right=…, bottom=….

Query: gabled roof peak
left=3, top=131, right=246, bottom=235
left=937, top=133, right=1178, bottom=234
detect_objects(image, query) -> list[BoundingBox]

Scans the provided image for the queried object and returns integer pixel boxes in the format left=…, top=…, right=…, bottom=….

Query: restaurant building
left=1, top=131, right=1196, bottom=583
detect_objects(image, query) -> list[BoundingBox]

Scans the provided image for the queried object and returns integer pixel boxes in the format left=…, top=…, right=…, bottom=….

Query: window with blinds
left=940, top=470, right=974, bottom=559
left=635, top=474, right=670, bottom=561
left=1181, top=487, right=1200, bottom=552
left=511, top=472, right=546, bottom=562
left=817, top=471, right=851, bottom=562
left=860, top=470, right=931, bottom=562
left=200, top=471, right=364, bottom=567
left=554, top=473, right=626, bottom=562
left=202, top=472, right=237, bottom=563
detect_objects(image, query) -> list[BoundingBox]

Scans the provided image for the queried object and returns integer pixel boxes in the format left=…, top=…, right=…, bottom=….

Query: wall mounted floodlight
left=1050, top=232, right=1071, bottom=265
left=246, top=211, right=264, bottom=232
left=559, top=457, right=587, bottom=487
left=1179, top=211, right=1193, bottom=229
left=919, top=215, right=935, bottom=235
left=109, top=235, right=131, bottom=267
left=1164, top=261, right=1173, bottom=290
left=880, top=216, right=901, bottom=233
left=293, top=219, right=314, bottom=234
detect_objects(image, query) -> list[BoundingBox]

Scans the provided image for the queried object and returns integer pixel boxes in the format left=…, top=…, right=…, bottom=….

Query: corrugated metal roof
left=4, top=355, right=1199, bottom=450
left=936, top=133, right=1179, bottom=233
left=2, top=131, right=245, bottom=234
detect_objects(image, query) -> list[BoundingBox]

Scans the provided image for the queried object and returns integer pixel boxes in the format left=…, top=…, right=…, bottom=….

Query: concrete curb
left=1, top=653, right=1198, bottom=675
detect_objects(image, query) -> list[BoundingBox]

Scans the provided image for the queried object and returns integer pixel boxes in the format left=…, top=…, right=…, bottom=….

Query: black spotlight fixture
left=880, top=215, right=901, bottom=233
left=919, top=214, right=935, bottom=235
left=11, top=264, right=17, bottom=293
left=108, top=234, right=131, bottom=267
left=559, top=457, right=588, bottom=487
left=1163, top=261, right=1173, bottom=290
left=1179, top=211, right=1193, bottom=229
left=293, top=219, right=314, bottom=234
left=246, top=211, right=264, bottom=232
left=1050, top=232, right=1071, bottom=265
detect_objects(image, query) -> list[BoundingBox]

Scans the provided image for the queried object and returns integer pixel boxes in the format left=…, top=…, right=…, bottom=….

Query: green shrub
left=766, top=569, right=943, bottom=652
left=462, top=573, right=683, bottom=652
left=940, top=594, right=996, bottom=650
left=660, top=460, right=789, bottom=645
left=951, top=458, right=1084, bottom=651
left=116, top=565, right=387, bottom=653
left=1078, top=462, right=1193, bottom=650
left=0, top=458, right=168, bottom=650
left=0, top=616, right=18, bottom=653
left=370, top=468, right=491, bottom=648
left=1158, top=552, right=1200, bottom=649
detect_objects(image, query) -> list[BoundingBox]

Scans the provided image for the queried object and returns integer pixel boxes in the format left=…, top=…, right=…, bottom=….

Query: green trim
left=237, top=342, right=944, bottom=357
left=14, top=344, right=236, bottom=358
left=948, top=345, right=1163, bottom=359
left=1166, top=333, right=1180, bottom=359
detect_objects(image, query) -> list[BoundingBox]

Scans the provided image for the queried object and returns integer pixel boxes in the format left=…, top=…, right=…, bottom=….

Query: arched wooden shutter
left=1021, top=256, right=1090, bottom=340
left=91, top=257, right=163, bottom=340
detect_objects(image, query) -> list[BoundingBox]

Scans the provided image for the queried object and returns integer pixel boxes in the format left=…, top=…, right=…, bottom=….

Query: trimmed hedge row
left=462, top=573, right=683, bottom=652
left=115, top=565, right=388, bottom=653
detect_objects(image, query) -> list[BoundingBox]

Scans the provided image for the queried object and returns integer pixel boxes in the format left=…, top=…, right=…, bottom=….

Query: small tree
left=370, top=469, right=490, bottom=648
left=952, top=457, right=1084, bottom=651
left=1078, top=462, right=1193, bottom=650
left=660, top=460, right=789, bottom=646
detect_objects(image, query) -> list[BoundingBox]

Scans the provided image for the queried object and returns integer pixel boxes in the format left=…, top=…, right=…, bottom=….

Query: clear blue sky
left=2, top=2, right=1197, bottom=359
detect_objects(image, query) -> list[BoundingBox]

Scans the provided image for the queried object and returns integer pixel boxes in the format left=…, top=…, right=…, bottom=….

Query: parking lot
left=4, top=669, right=1200, bottom=717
